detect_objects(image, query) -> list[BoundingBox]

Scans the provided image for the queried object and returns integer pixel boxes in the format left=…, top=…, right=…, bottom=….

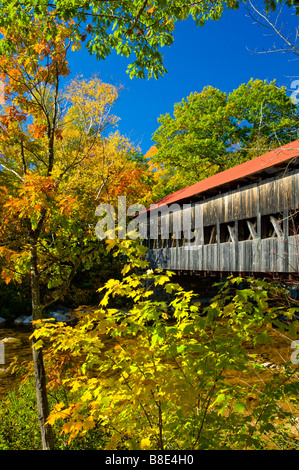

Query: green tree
left=151, top=79, right=298, bottom=191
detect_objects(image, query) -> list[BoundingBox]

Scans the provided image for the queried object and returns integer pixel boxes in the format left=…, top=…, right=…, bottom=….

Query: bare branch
left=246, top=1, right=299, bottom=57
left=0, top=163, right=24, bottom=180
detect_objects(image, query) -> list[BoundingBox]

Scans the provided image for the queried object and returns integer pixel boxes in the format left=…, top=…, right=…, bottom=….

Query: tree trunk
left=30, top=237, right=54, bottom=450
left=32, top=339, right=54, bottom=450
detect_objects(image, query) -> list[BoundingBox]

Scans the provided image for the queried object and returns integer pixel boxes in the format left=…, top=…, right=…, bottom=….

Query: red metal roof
left=149, top=140, right=299, bottom=210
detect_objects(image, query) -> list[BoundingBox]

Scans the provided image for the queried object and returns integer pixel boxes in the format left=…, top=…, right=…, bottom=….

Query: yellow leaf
left=71, top=41, right=82, bottom=51
left=140, top=437, right=151, bottom=449
left=83, top=417, right=95, bottom=432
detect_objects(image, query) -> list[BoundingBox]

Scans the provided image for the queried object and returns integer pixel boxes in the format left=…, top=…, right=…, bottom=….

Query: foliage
left=0, top=379, right=108, bottom=450
left=151, top=79, right=299, bottom=192
left=0, top=1, right=298, bottom=80
left=0, top=17, right=153, bottom=448
left=0, top=19, right=152, bottom=311
left=31, top=240, right=299, bottom=450
left=0, top=0, right=242, bottom=80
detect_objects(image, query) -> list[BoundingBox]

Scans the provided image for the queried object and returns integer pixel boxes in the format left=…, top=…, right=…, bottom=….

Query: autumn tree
left=151, top=79, right=299, bottom=192
left=0, top=18, right=151, bottom=449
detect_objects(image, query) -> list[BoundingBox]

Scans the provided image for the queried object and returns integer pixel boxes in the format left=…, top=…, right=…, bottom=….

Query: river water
left=0, top=325, right=33, bottom=398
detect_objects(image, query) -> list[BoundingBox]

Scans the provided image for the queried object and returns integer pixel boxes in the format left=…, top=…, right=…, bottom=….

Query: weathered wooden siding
left=147, top=236, right=299, bottom=273
left=146, top=169, right=299, bottom=274
left=201, top=170, right=299, bottom=226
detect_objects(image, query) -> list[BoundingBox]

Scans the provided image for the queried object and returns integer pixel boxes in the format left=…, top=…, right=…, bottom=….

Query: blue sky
left=69, top=2, right=299, bottom=155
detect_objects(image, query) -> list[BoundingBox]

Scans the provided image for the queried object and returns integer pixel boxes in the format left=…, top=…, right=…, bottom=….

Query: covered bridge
left=145, top=140, right=299, bottom=276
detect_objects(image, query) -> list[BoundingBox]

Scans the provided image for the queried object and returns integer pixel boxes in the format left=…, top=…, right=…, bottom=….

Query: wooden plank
left=281, top=174, right=289, bottom=211
left=276, top=238, right=287, bottom=272
left=197, top=245, right=203, bottom=271
left=238, top=241, right=246, bottom=272
left=175, top=246, right=180, bottom=270
left=172, top=208, right=182, bottom=240
left=211, top=244, right=218, bottom=271
left=177, top=246, right=181, bottom=270
left=270, top=238, right=278, bottom=273
left=288, top=236, right=299, bottom=273
left=203, top=245, right=208, bottom=271
left=259, top=180, right=270, bottom=215
left=220, top=243, right=232, bottom=272
left=202, top=200, right=208, bottom=226
left=233, top=188, right=241, bottom=221
left=174, top=246, right=179, bottom=270
left=261, top=239, right=271, bottom=273
left=168, top=247, right=173, bottom=269
left=182, top=204, right=194, bottom=243
left=245, top=239, right=253, bottom=272
left=251, top=240, right=261, bottom=272
left=156, top=248, right=163, bottom=269
left=194, top=203, right=204, bottom=245
left=181, top=246, right=189, bottom=271
left=234, top=231, right=239, bottom=271
left=222, top=194, right=228, bottom=223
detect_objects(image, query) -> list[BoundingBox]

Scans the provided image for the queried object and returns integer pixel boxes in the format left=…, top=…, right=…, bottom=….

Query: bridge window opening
left=168, top=232, right=182, bottom=247
left=183, top=230, right=195, bottom=245
left=220, top=223, right=236, bottom=243
left=171, top=233, right=177, bottom=247
left=220, top=222, right=238, bottom=243
left=261, top=213, right=283, bottom=239
left=238, top=217, right=257, bottom=241
left=156, top=237, right=162, bottom=249
left=161, top=238, right=168, bottom=248
left=179, top=234, right=184, bottom=246
left=204, top=225, right=217, bottom=244
left=289, top=210, right=299, bottom=236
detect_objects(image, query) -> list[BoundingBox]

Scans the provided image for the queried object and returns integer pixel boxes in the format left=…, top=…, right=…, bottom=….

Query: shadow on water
left=0, top=325, right=33, bottom=398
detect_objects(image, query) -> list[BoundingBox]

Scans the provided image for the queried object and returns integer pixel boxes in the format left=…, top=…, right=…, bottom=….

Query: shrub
left=31, top=240, right=299, bottom=450
left=0, top=379, right=108, bottom=450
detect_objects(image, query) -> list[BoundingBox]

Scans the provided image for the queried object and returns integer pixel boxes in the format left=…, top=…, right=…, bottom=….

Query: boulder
left=0, top=317, right=6, bottom=325
left=13, top=305, right=73, bottom=325
left=14, top=315, right=29, bottom=325
left=46, top=305, right=73, bottom=323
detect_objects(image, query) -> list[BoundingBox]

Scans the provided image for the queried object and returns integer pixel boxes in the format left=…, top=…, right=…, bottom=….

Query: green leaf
left=234, top=402, right=246, bottom=413
left=212, top=393, right=226, bottom=405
